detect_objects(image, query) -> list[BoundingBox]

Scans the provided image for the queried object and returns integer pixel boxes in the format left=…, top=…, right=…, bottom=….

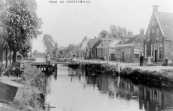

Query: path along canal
left=45, top=64, right=173, bottom=111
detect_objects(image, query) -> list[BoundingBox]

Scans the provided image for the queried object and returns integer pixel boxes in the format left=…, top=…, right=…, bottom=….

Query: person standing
left=140, top=53, right=144, bottom=66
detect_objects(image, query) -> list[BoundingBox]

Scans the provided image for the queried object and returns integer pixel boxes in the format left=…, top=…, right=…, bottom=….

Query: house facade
left=144, top=5, right=173, bottom=63
left=107, top=39, right=121, bottom=61
left=77, top=36, right=90, bottom=59
left=97, top=38, right=113, bottom=60
left=86, top=37, right=98, bottom=59
left=114, top=29, right=144, bottom=63
left=90, top=39, right=102, bottom=59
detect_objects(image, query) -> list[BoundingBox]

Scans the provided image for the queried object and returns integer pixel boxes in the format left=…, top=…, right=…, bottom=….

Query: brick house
left=115, top=29, right=144, bottom=63
left=86, top=37, right=99, bottom=59
left=97, top=38, right=113, bottom=60
left=108, top=39, right=121, bottom=61
left=90, top=38, right=102, bottom=59
left=144, top=5, right=173, bottom=63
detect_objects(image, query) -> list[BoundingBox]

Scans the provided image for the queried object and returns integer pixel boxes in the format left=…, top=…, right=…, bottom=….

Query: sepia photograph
left=0, top=0, right=173, bottom=111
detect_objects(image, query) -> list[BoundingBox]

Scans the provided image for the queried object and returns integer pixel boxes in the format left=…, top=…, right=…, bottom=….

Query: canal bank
left=0, top=62, right=49, bottom=111
left=72, top=59, right=173, bottom=88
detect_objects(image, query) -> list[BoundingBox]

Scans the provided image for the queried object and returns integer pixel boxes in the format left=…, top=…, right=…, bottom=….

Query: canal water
left=45, top=64, right=173, bottom=111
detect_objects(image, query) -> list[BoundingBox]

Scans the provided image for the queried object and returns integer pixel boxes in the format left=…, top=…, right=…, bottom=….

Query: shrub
left=11, top=63, right=48, bottom=111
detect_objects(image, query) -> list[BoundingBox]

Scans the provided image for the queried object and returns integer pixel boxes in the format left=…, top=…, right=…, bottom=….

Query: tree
left=0, top=0, right=42, bottom=63
left=109, top=25, right=127, bottom=38
left=19, top=40, right=32, bottom=57
left=99, top=30, right=109, bottom=38
left=33, top=50, right=38, bottom=56
left=52, top=42, right=58, bottom=58
left=42, top=34, right=55, bottom=58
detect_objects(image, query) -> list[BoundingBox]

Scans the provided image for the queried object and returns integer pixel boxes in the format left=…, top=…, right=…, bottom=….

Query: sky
left=32, top=0, right=173, bottom=52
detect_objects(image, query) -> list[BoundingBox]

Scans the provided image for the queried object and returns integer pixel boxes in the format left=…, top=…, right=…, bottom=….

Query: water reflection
left=46, top=65, right=173, bottom=111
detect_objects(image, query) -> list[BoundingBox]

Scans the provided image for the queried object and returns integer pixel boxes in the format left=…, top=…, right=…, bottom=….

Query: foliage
left=0, top=0, right=42, bottom=62
left=42, top=34, right=55, bottom=57
left=52, top=42, right=58, bottom=58
left=32, top=50, right=46, bottom=58
left=11, top=63, right=48, bottom=111
left=109, top=25, right=128, bottom=38
left=99, top=30, right=109, bottom=38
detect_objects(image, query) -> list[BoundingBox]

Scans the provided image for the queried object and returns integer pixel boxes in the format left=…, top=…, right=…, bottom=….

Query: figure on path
left=147, top=56, right=152, bottom=66
left=46, top=52, right=51, bottom=64
left=140, top=53, right=144, bottom=66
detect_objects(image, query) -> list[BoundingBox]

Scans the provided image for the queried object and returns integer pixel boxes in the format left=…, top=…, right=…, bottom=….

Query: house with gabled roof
left=86, top=37, right=99, bottom=59
left=144, top=5, right=173, bottom=63
left=97, top=38, right=114, bottom=60
left=77, top=36, right=90, bottom=59
left=90, top=38, right=102, bottom=59
left=114, top=29, right=144, bottom=63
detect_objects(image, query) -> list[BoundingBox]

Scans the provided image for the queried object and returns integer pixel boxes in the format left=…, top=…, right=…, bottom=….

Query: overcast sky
left=32, top=0, right=173, bottom=52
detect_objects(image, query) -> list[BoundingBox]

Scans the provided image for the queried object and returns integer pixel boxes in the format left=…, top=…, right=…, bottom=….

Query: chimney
left=94, top=36, right=96, bottom=39
left=152, top=5, right=159, bottom=13
left=140, top=28, right=144, bottom=35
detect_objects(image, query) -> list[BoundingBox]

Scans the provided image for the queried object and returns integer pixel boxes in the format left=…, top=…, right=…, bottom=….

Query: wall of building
left=144, top=13, right=164, bottom=62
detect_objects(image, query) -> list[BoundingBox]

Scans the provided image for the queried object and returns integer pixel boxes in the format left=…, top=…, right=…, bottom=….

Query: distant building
left=144, top=5, right=173, bottom=62
left=97, top=38, right=113, bottom=60
left=78, top=36, right=90, bottom=59
left=114, top=29, right=144, bottom=63
left=86, top=37, right=99, bottom=59
left=90, top=38, right=102, bottom=59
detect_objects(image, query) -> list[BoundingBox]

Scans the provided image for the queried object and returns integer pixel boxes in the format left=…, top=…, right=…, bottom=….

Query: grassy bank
left=0, top=63, right=48, bottom=111
left=98, top=63, right=173, bottom=88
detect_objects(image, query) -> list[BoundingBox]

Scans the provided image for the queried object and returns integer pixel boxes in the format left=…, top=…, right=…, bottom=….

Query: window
left=157, top=28, right=159, bottom=38
left=158, top=43, right=162, bottom=59
left=125, top=49, right=128, bottom=58
left=134, top=48, right=139, bottom=58
left=145, top=45, right=147, bottom=58
left=151, top=44, right=153, bottom=57
left=152, top=29, right=154, bottom=33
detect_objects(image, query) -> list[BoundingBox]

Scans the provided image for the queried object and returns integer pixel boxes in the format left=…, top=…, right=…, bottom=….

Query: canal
left=45, top=64, right=173, bottom=111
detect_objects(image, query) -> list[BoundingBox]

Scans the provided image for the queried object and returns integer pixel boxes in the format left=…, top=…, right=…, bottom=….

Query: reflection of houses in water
left=116, top=78, right=139, bottom=100
left=85, top=74, right=173, bottom=111
left=85, top=75, right=139, bottom=99
left=72, top=65, right=173, bottom=111
left=68, top=67, right=84, bottom=76
left=139, top=86, right=173, bottom=111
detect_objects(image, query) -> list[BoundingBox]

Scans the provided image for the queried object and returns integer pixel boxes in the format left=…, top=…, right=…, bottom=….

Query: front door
left=155, top=50, right=157, bottom=62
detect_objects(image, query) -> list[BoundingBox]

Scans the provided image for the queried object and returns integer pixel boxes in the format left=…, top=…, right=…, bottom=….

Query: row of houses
left=62, top=5, right=173, bottom=63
